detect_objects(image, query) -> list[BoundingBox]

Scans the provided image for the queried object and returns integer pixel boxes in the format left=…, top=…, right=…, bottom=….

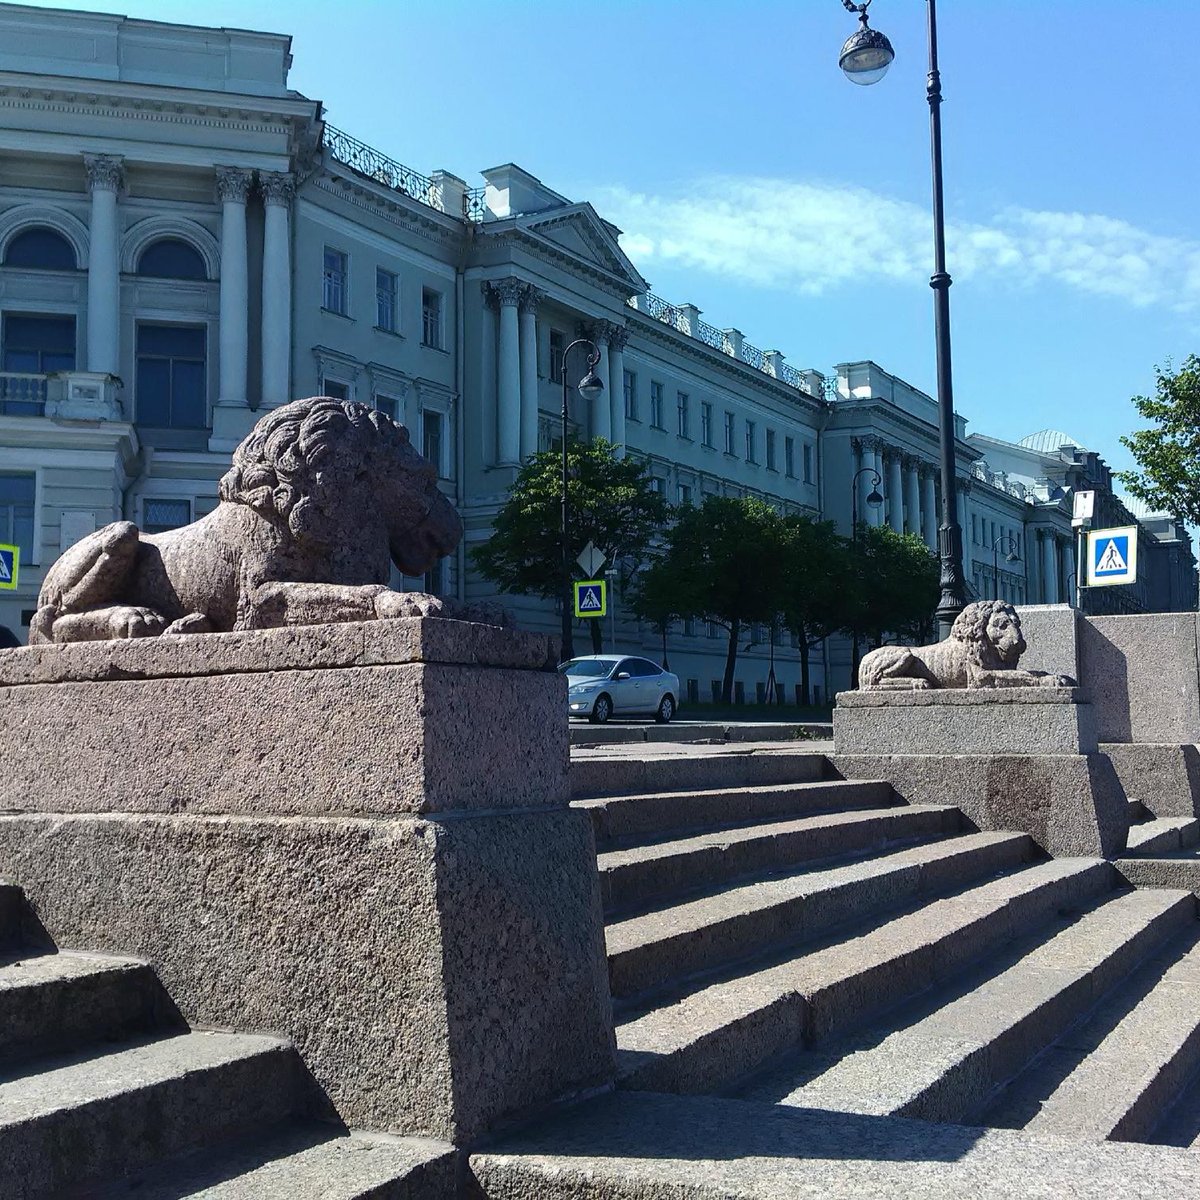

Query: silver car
left=562, top=654, right=681, bottom=724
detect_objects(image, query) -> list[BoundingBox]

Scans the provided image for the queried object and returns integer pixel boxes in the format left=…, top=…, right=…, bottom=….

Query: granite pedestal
left=832, top=688, right=1128, bottom=859
left=0, top=618, right=615, bottom=1142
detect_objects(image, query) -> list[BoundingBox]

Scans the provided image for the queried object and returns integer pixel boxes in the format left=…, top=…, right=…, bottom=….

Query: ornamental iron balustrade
left=0, top=372, right=47, bottom=416
left=464, top=188, right=487, bottom=222
left=323, top=124, right=441, bottom=211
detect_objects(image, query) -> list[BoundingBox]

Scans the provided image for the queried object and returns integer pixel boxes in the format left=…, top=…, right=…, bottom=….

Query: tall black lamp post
left=850, top=466, right=884, bottom=680
left=992, top=533, right=1020, bottom=598
left=559, top=338, right=604, bottom=663
left=839, top=0, right=968, bottom=637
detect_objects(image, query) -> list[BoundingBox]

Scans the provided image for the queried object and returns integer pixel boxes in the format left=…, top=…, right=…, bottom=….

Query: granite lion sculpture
left=857, top=600, right=1076, bottom=690
left=29, top=397, right=465, bottom=644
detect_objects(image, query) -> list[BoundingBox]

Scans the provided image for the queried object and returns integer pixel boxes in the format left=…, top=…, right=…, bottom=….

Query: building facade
left=0, top=4, right=1193, bottom=699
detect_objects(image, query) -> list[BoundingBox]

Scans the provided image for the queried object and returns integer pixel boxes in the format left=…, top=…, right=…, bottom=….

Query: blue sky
left=27, top=0, right=1200, bottom=475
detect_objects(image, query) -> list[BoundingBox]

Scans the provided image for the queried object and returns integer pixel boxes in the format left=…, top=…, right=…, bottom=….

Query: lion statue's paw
left=373, top=590, right=448, bottom=620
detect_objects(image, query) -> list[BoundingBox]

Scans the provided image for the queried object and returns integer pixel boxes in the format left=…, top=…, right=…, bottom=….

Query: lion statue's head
left=219, top=397, right=462, bottom=576
left=949, top=599, right=1027, bottom=669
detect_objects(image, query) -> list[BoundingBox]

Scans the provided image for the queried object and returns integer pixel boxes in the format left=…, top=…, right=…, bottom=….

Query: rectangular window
left=649, top=477, right=664, bottom=495
left=724, top=411, right=736, bottom=454
left=623, top=369, right=638, bottom=420
left=421, top=288, right=443, bottom=349
left=650, top=381, right=664, bottom=428
left=701, top=402, right=713, bottom=448
left=785, top=436, right=796, bottom=478
left=745, top=419, right=757, bottom=463
left=424, top=558, right=446, bottom=597
left=707, top=620, right=720, bottom=640
left=142, top=497, right=191, bottom=535
left=135, top=324, right=207, bottom=428
left=1, top=313, right=75, bottom=415
left=422, top=410, right=444, bottom=477
left=375, top=268, right=398, bottom=332
left=677, top=483, right=693, bottom=506
left=765, top=429, right=777, bottom=471
left=322, top=379, right=350, bottom=401
left=676, top=391, right=690, bottom=438
left=0, top=473, right=35, bottom=563
left=803, top=442, right=813, bottom=484
left=972, top=514, right=979, bottom=544
left=323, top=247, right=348, bottom=315
left=683, top=616, right=696, bottom=637
left=374, top=394, right=398, bottom=421
left=549, top=330, right=565, bottom=384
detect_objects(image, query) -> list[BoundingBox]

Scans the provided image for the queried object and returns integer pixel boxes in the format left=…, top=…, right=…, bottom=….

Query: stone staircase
left=1127, top=796, right=1200, bottom=858
left=572, top=748, right=1200, bottom=1149
left=0, top=883, right=451, bottom=1199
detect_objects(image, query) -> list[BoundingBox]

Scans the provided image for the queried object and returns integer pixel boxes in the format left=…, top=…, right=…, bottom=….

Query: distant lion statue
left=858, top=600, right=1076, bottom=690
left=29, top=397, right=470, bottom=644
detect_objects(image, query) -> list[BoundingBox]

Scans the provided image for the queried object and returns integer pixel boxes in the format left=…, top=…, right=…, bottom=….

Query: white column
left=609, top=327, right=628, bottom=456
left=589, top=322, right=612, bottom=442
left=84, top=155, right=122, bottom=376
left=260, top=172, right=295, bottom=408
left=904, top=459, right=921, bottom=536
left=216, top=167, right=252, bottom=409
left=1041, top=531, right=1059, bottom=603
left=518, top=285, right=541, bottom=460
left=1059, top=536, right=1073, bottom=605
left=869, top=444, right=884, bottom=526
left=480, top=284, right=498, bottom=465
left=887, top=451, right=904, bottom=533
left=921, top=470, right=938, bottom=548
left=493, top=278, right=522, bottom=464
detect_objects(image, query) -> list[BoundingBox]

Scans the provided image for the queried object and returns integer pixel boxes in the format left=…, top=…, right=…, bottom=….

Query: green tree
left=1118, top=356, right=1200, bottom=525
left=780, top=515, right=853, bottom=706
left=842, top=525, right=939, bottom=651
left=471, top=439, right=669, bottom=653
left=628, top=556, right=682, bottom=670
left=641, top=496, right=789, bottom=703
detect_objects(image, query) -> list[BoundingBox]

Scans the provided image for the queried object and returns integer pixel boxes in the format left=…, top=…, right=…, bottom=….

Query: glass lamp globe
left=840, top=26, right=895, bottom=85
left=866, top=487, right=884, bottom=509
left=577, top=371, right=604, bottom=402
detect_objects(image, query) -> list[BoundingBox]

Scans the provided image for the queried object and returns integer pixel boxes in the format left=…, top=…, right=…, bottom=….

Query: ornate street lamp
left=839, top=0, right=968, bottom=637
left=559, top=339, right=604, bottom=663
left=850, top=465, right=884, bottom=680
left=992, top=533, right=1020, bottom=598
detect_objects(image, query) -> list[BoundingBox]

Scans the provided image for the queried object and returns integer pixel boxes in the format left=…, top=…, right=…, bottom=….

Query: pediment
left=518, top=203, right=647, bottom=295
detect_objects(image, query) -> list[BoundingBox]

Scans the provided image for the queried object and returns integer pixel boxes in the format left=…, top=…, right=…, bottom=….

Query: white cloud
left=595, top=177, right=1200, bottom=312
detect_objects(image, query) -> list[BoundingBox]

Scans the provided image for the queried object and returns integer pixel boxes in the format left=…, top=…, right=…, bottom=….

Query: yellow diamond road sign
left=573, top=579, right=606, bottom=618
left=0, top=543, right=17, bottom=591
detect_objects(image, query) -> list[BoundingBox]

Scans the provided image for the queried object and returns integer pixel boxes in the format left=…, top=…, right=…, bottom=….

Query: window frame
left=700, top=401, right=713, bottom=448
left=422, top=408, right=446, bottom=479
left=375, top=266, right=399, bottom=333
left=745, top=419, right=757, bottom=464
left=803, top=442, right=814, bottom=484
left=549, top=329, right=565, bottom=384
left=421, top=287, right=444, bottom=349
left=141, top=496, right=193, bottom=535
left=766, top=429, right=777, bottom=471
left=322, top=246, right=349, bottom=316
left=724, top=410, right=736, bottom=455
left=3, top=227, right=77, bottom=272
left=676, top=391, right=690, bottom=439
left=649, top=381, right=665, bottom=429
left=134, top=322, right=208, bottom=430
left=784, top=436, right=796, bottom=478
left=0, top=471, right=36, bottom=565
left=623, top=368, right=638, bottom=420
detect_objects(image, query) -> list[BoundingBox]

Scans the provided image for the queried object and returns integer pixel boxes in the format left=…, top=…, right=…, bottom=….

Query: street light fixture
left=559, top=337, right=603, bottom=664
left=839, top=0, right=968, bottom=638
left=992, top=533, right=1021, bottom=598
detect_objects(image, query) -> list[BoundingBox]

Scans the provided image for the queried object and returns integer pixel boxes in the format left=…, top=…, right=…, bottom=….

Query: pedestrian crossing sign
left=0, top=543, right=17, bottom=591
left=573, top=579, right=607, bottom=618
left=1087, top=525, right=1137, bottom=588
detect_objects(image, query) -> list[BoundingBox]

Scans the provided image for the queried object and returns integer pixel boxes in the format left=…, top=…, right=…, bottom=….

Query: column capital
left=489, top=277, right=525, bottom=307
left=581, top=318, right=617, bottom=346
left=518, top=283, right=544, bottom=315
left=608, top=325, right=630, bottom=352
left=83, top=154, right=124, bottom=194
left=260, top=171, right=296, bottom=207
left=215, top=166, right=253, bottom=204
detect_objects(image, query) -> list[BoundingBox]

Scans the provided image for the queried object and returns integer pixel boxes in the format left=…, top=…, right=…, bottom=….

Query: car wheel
left=590, top=694, right=612, bottom=724
left=656, top=694, right=675, bottom=724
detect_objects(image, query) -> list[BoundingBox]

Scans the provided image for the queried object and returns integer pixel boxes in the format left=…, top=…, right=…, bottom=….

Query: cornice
left=308, top=172, right=462, bottom=251
left=474, top=223, right=639, bottom=301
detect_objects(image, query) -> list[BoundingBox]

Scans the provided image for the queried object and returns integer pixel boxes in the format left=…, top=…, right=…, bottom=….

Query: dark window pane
left=4, top=228, right=76, bottom=271
left=171, top=360, right=207, bottom=428
left=2, top=350, right=39, bottom=374
left=5, top=314, right=75, bottom=353
left=137, top=238, right=207, bottom=280
left=375, top=395, right=397, bottom=420
left=136, top=358, right=171, bottom=425
left=42, top=353, right=75, bottom=374
left=322, top=380, right=349, bottom=401
left=137, top=324, right=204, bottom=357
left=143, top=498, right=191, bottom=534
left=0, top=474, right=33, bottom=504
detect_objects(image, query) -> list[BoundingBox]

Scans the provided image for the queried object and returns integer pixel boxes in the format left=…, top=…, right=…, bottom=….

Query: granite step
left=981, top=924, right=1200, bottom=1143
left=0, top=1031, right=300, bottom=1199
left=598, top=805, right=960, bottom=915
left=607, top=831, right=1037, bottom=1002
left=571, top=750, right=828, bottom=801
left=81, top=1122, right=456, bottom=1198
left=578, top=779, right=894, bottom=848
left=1126, top=817, right=1200, bottom=857
left=615, top=857, right=1114, bottom=1095
left=766, top=888, right=1195, bottom=1126
left=0, top=949, right=172, bottom=1065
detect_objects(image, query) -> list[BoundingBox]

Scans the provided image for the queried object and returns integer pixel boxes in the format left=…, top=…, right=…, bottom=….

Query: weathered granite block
left=835, top=688, right=1095, bottom=756
left=0, top=619, right=566, bottom=816
left=1101, top=742, right=1200, bottom=818
left=1015, top=604, right=1080, bottom=680
left=830, top=753, right=1128, bottom=858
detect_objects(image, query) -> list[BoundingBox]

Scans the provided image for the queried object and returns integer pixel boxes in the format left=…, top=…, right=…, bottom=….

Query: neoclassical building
left=0, top=3, right=1192, bottom=698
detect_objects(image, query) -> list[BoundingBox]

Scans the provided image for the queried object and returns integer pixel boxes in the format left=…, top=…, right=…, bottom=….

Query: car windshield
left=561, top=658, right=613, bottom=679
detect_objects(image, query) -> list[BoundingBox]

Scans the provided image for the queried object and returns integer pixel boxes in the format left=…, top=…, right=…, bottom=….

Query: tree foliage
left=1118, top=356, right=1200, bottom=525
left=841, top=525, right=940, bottom=649
left=470, top=439, right=669, bottom=651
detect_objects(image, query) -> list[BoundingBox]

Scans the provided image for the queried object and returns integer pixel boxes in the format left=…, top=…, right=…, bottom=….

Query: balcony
left=0, top=372, right=123, bottom=421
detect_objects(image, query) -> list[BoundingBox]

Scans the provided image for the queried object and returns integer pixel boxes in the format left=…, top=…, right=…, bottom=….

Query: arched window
left=4, top=227, right=76, bottom=271
left=136, top=238, right=207, bottom=281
